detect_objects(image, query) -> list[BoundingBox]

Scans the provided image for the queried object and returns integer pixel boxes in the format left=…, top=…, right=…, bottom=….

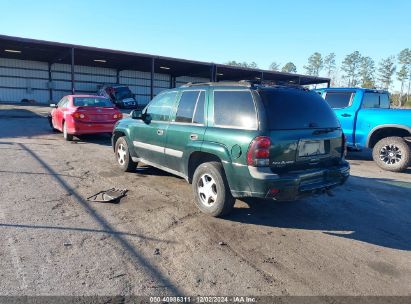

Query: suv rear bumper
left=229, top=161, right=350, bottom=201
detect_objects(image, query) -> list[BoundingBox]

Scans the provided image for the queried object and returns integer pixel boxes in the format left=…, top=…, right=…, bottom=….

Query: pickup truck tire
left=372, top=136, right=410, bottom=172
left=115, top=136, right=137, bottom=172
left=192, top=161, right=235, bottom=217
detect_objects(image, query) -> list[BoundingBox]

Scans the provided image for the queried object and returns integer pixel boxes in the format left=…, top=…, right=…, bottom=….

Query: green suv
left=112, top=81, right=350, bottom=217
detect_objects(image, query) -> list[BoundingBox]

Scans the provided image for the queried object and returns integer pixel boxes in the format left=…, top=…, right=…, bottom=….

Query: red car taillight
left=342, top=133, right=347, bottom=158
left=113, top=113, right=123, bottom=119
left=247, top=136, right=271, bottom=167
left=72, top=112, right=87, bottom=119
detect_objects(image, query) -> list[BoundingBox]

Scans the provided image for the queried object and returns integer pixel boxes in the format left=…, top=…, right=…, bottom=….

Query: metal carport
left=0, top=35, right=330, bottom=103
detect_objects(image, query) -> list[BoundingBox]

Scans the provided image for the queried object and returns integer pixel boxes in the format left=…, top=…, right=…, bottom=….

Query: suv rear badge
left=272, top=160, right=294, bottom=166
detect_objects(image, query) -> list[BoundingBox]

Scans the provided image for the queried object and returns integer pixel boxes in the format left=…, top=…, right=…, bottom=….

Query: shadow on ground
left=225, top=176, right=411, bottom=251
left=347, top=149, right=411, bottom=173
left=14, top=142, right=183, bottom=294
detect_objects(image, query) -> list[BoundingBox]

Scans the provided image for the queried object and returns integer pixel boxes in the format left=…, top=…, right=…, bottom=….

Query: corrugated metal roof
left=0, top=34, right=330, bottom=85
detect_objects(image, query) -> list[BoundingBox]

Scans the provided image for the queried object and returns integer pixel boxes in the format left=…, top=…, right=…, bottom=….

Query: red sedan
left=48, top=95, right=123, bottom=141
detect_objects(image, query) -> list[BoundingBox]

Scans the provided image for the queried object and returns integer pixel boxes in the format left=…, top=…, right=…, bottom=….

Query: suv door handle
left=190, top=134, right=198, bottom=140
left=341, top=113, right=352, bottom=117
left=157, top=129, right=164, bottom=136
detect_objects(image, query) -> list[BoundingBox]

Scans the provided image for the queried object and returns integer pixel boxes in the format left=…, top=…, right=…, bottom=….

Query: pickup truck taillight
left=342, top=133, right=347, bottom=158
left=247, top=136, right=271, bottom=167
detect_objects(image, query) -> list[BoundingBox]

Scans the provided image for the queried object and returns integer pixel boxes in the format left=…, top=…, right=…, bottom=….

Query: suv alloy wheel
left=192, top=162, right=235, bottom=217
left=115, top=137, right=137, bottom=172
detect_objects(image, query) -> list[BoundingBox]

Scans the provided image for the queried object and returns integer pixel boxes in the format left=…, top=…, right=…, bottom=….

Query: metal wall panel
left=0, top=58, right=49, bottom=102
left=0, top=57, right=206, bottom=104
left=0, top=88, right=49, bottom=103
left=52, top=90, right=72, bottom=102
left=176, top=76, right=209, bottom=87
left=0, top=58, right=48, bottom=70
left=119, top=70, right=170, bottom=103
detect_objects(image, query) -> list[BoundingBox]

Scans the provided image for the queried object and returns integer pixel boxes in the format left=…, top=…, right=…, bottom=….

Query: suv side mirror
left=131, top=109, right=143, bottom=119
left=50, top=103, right=57, bottom=108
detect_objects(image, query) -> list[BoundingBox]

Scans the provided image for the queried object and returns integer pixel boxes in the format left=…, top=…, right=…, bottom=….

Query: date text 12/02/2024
left=149, top=296, right=256, bottom=303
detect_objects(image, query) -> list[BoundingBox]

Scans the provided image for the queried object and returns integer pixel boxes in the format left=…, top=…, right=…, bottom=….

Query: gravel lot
left=0, top=104, right=410, bottom=296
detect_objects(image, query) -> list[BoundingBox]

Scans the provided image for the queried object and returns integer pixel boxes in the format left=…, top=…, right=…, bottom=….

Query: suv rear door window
left=146, top=91, right=177, bottom=121
left=324, top=91, right=354, bottom=108
left=193, top=91, right=205, bottom=124
left=213, top=90, right=257, bottom=129
left=260, top=88, right=340, bottom=130
left=175, top=91, right=201, bottom=123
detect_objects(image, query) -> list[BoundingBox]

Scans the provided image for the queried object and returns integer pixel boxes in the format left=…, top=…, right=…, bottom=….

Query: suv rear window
left=260, top=88, right=340, bottom=130
left=324, top=91, right=354, bottom=108
left=213, top=90, right=257, bottom=129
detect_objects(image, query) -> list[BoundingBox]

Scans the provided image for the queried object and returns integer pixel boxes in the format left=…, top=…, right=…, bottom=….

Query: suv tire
left=372, top=136, right=410, bottom=172
left=115, top=136, right=137, bottom=172
left=63, top=121, right=74, bottom=141
left=192, top=161, right=235, bottom=217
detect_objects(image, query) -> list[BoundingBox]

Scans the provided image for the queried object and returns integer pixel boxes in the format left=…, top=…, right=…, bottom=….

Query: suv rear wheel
left=115, top=136, right=137, bottom=172
left=372, top=136, right=410, bottom=172
left=192, top=162, right=235, bottom=217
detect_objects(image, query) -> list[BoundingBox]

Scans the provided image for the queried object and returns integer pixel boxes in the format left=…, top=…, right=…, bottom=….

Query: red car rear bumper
left=67, top=121, right=116, bottom=135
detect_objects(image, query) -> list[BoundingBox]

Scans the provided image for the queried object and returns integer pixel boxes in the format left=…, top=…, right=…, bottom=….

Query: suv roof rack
left=180, top=81, right=252, bottom=87
left=181, top=80, right=308, bottom=90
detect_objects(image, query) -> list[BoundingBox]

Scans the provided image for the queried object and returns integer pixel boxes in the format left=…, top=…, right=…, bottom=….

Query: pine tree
left=359, top=56, right=375, bottom=88
left=323, top=53, right=336, bottom=77
left=281, top=62, right=297, bottom=73
left=304, top=52, right=323, bottom=76
left=341, top=51, right=362, bottom=87
left=398, top=48, right=411, bottom=102
left=269, top=62, right=280, bottom=71
left=397, top=65, right=408, bottom=106
left=377, top=56, right=396, bottom=90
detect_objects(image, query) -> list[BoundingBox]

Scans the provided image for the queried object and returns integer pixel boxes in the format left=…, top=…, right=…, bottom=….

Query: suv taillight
left=342, top=133, right=347, bottom=158
left=247, top=136, right=271, bottom=167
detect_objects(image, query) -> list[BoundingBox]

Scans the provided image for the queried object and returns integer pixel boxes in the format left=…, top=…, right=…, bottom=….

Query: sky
left=0, top=0, right=410, bottom=90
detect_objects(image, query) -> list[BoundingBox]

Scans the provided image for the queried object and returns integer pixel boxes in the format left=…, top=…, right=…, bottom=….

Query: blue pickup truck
left=315, top=88, right=411, bottom=172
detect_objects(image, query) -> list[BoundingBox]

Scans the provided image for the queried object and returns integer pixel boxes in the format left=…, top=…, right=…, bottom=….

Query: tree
left=377, top=56, right=396, bottom=90
left=399, top=48, right=411, bottom=102
left=323, top=53, right=336, bottom=77
left=248, top=62, right=258, bottom=69
left=281, top=62, right=297, bottom=73
left=226, top=60, right=240, bottom=67
left=304, top=52, right=323, bottom=76
left=359, top=56, right=375, bottom=88
left=269, top=62, right=280, bottom=71
left=341, top=51, right=362, bottom=87
left=397, top=65, right=408, bottom=106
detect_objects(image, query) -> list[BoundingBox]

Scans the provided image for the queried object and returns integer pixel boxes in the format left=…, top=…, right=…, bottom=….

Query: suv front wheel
left=115, top=136, right=137, bottom=172
left=192, top=162, right=235, bottom=217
